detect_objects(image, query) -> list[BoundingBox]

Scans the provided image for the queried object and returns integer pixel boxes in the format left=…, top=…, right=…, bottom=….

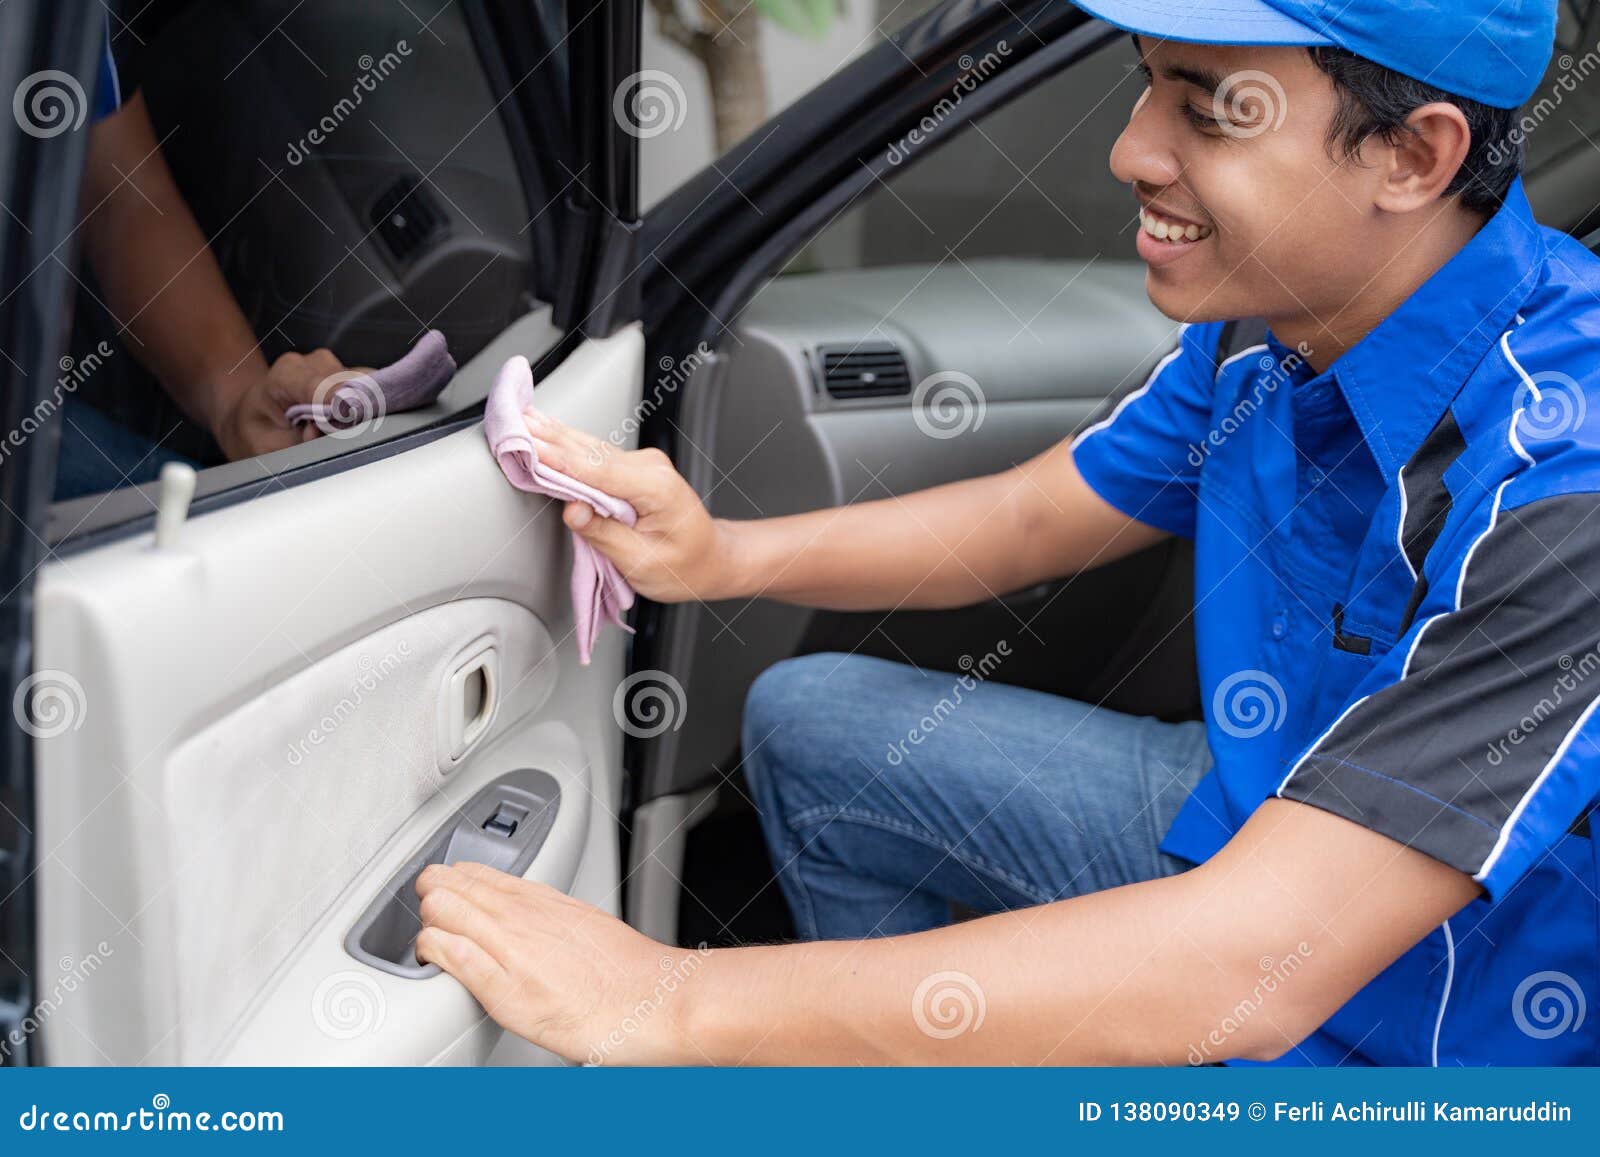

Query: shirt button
left=1271, top=613, right=1289, bottom=640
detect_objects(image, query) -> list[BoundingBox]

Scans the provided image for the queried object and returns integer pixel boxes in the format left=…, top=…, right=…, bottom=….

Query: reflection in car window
left=55, top=1, right=566, bottom=501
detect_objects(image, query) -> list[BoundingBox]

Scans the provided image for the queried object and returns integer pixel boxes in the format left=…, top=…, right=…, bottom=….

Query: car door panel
left=33, top=325, right=644, bottom=1064
left=219, top=715, right=593, bottom=1066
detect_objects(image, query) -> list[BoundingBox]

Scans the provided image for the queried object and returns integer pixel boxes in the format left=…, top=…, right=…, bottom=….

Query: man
left=56, top=28, right=354, bottom=499
left=416, top=1, right=1599, bottom=1065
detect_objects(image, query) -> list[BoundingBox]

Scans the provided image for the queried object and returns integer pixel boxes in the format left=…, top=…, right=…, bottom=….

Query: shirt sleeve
left=1275, top=491, right=1600, bottom=898
left=92, top=26, right=124, bottom=122
left=1069, top=320, right=1225, bottom=539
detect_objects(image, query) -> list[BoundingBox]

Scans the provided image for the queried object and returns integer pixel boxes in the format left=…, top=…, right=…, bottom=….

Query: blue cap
left=1075, top=0, right=1558, bottom=109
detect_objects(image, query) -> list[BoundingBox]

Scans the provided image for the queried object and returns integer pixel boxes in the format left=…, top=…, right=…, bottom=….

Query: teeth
left=1139, top=207, right=1212, bottom=243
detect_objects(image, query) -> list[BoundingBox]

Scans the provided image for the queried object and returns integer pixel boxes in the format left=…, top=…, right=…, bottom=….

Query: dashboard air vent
left=371, top=174, right=448, bottom=262
left=817, top=342, right=911, bottom=399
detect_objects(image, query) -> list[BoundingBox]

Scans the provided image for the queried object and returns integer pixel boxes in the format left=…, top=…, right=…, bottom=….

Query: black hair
left=1306, top=46, right=1524, bottom=215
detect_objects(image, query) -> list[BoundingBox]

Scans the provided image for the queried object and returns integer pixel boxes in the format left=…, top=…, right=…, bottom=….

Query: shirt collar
left=1268, top=177, right=1546, bottom=479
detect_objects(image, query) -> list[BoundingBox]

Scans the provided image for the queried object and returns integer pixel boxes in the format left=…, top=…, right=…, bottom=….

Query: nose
left=1110, top=86, right=1183, bottom=191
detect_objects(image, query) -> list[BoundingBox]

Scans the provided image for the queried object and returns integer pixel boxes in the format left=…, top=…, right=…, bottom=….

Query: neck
left=1271, top=204, right=1489, bottom=374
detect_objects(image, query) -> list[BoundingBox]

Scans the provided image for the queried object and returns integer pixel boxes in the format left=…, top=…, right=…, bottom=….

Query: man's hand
left=521, top=410, right=743, bottom=603
left=213, top=349, right=351, bottom=460
left=414, top=862, right=701, bottom=1065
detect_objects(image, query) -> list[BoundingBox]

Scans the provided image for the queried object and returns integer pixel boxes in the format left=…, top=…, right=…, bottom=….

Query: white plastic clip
left=154, top=462, right=197, bottom=549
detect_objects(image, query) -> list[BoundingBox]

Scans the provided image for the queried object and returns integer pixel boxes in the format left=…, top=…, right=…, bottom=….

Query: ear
left=1370, top=101, right=1473, bottom=214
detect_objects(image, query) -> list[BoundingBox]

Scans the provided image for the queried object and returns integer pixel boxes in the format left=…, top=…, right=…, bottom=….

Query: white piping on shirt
left=1396, top=465, right=1418, bottom=583
left=1431, top=920, right=1455, bottom=1067
left=1070, top=338, right=1188, bottom=451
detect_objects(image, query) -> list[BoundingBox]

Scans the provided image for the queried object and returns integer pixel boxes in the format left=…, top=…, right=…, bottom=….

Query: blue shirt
left=94, top=26, right=123, bottom=121
left=1073, top=176, right=1600, bottom=1066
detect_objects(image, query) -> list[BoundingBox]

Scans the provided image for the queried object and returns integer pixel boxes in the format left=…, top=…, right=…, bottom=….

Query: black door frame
left=0, top=0, right=107, bottom=1067
left=468, top=0, right=643, bottom=337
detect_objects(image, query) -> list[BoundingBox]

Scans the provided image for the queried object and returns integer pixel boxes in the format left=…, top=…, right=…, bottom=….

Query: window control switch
left=483, top=803, right=526, bottom=838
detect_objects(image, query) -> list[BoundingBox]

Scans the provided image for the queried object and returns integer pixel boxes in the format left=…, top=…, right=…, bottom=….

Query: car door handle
left=343, top=768, right=560, bottom=978
left=438, top=636, right=498, bottom=773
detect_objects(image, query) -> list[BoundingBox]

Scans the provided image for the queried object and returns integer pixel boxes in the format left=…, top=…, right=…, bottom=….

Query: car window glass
left=52, top=0, right=567, bottom=505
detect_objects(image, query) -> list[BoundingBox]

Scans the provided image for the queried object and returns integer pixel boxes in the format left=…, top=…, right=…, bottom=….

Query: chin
left=1144, top=278, right=1233, bottom=325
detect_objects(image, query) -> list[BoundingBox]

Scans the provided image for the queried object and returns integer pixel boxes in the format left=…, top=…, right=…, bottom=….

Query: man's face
left=1110, top=38, right=1385, bottom=332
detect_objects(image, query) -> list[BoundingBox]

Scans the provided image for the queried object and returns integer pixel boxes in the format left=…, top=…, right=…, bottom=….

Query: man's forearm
left=672, top=800, right=1478, bottom=1066
left=680, top=873, right=1287, bottom=1065
left=714, top=442, right=1166, bottom=612
left=715, top=469, right=1033, bottom=611
left=81, top=93, right=266, bottom=437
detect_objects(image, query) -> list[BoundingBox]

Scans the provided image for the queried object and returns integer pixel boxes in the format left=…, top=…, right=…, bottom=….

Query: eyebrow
left=1130, top=34, right=1227, bottom=97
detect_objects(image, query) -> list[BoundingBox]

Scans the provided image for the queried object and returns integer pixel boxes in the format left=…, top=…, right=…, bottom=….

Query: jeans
left=742, top=652, right=1214, bottom=940
left=54, top=401, right=197, bottom=502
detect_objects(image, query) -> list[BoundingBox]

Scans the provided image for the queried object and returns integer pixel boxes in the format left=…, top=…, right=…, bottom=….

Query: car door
left=0, top=0, right=645, bottom=1065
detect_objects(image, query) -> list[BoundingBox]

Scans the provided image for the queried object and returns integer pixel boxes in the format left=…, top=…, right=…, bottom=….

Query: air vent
left=817, top=342, right=911, bottom=399
left=370, top=174, right=448, bottom=262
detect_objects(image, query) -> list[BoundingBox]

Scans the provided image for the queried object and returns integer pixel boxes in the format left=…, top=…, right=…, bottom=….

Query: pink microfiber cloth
left=286, top=330, right=456, bottom=429
left=485, top=354, right=636, bottom=665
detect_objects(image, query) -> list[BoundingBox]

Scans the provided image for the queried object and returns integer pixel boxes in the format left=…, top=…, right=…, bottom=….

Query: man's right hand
left=522, top=409, right=742, bottom=604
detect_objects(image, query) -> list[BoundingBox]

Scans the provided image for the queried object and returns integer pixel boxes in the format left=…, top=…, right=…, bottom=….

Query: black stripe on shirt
left=1395, top=409, right=1466, bottom=635
left=1280, top=492, right=1600, bottom=877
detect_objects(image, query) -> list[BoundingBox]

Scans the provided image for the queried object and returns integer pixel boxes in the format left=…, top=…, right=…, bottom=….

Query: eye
left=1183, top=103, right=1223, bottom=131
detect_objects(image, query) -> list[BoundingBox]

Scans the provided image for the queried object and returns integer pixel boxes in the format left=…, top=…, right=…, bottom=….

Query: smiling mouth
left=1139, top=206, right=1213, bottom=244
